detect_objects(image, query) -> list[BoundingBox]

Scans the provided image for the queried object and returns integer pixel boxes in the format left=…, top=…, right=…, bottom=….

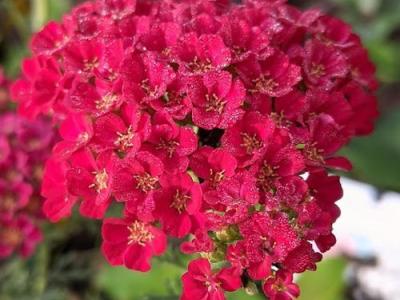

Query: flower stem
left=31, top=0, right=48, bottom=32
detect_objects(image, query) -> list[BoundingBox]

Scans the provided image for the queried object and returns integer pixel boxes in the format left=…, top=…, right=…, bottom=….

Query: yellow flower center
left=114, top=126, right=134, bottom=152
left=310, top=63, right=326, bottom=78
left=209, top=169, right=225, bottom=187
left=252, top=75, right=278, bottom=94
left=170, top=189, right=191, bottom=213
left=133, top=172, right=158, bottom=193
left=188, top=56, right=213, bottom=73
left=240, top=133, right=263, bottom=154
left=205, top=94, right=226, bottom=114
left=89, top=169, right=109, bottom=193
left=95, top=93, right=117, bottom=112
left=156, top=139, right=180, bottom=158
left=141, top=79, right=159, bottom=98
left=0, top=228, right=22, bottom=247
left=127, top=221, right=154, bottom=246
left=84, top=57, right=99, bottom=72
left=257, top=161, right=279, bottom=193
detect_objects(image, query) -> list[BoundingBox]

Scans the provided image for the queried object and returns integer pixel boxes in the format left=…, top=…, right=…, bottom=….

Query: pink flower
left=315, top=233, right=337, bottom=253
left=184, top=13, right=221, bottom=35
left=63, top=39, right=103, bottom=74
left=0, top=103, right=54, bottom=259
left=284, top=241, right=322, bottom=273
left=30, top=21, right=69, bottom=55
left=220, top=17, right=272, bottom=62
left=315, top=15, right=354, bottom=48
left=141, top=112, right=197, bottom=174
left=0, top=181, right=32, bottom=216
left=52, top=114, right=93, bottom=159
left=221, top=112, right=275, bottom=167
left=237, top=52, right=301, bottom=97
left=272, top=5, right=321, bottom=49
left=11, top=0, right=379, bottom=297
left=189, top=71, right=245, bottom=130
left=17, top=117, right=54, bottom=153
left=263, top=270, right=300, bottom=300
left=307, top=169, right=343, bottom=216
left=343, top=83, right=379, bottom=135
left=91, top=105, right=150, bottom=155
left=274, top=91, right=307, bottom=123
left=239, top=212, right=300, bottom=264
left=121, top=52, right=175, bottom=104
left=66, top=149, right=116, bottom=219
left=203, top=171, right=259, bottom=225
left=292, top=114, right=350, bottom=171
left=190, top=146, right=237, bottom=187
left=0, top=214, right=42, bottom=258
left=154, top=173, right=202, bottom=237
left=308, top=169, right=342, bottom=192
left=181, top=258, right=242, bottom=300
left=303, top=40, right=348, bottom=90
left=302, top=90, right=353, bottom=137
left=0, top=136, right=10, bottom=164
left=227, top=240, right=271, bottom=280
left=96, top=0, right=137, bottom=17
left=149, top=76, right=192, bottom=120
left=66, top=78, right=123, bottom=116
left=112, top=151, right=164, bottom=221
left=95, top=39, right=125, bottom=82
left=42, top=158, right=77, bottom=222
left=180, top=229, right=214, bottom=254
left=173, top=33, right=231, bottom=75
left=11, top=56, right=62, bottom=118
left=250, top=129, right=305, bottom=197
left=138, top=21, right=181, bottom=54
left=346, top=46, right=378, bottom=91
left=101, top=216, right=167, bottom=272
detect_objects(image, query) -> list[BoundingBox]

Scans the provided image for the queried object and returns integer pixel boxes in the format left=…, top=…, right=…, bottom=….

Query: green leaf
left=227, top=289, right=264, bottom=300
left=341, top=109, right=400, bottom=192
left=366, top=41, right=400, bottom=83
left=298, top=258, right=347, bottom=300
left=46, top=0, right=71, bottom=23
left=97, top=259, right=266, bottom=300
left=97, top=260, right=185, bottom=300
left=355, top=0, right=382, bottom=16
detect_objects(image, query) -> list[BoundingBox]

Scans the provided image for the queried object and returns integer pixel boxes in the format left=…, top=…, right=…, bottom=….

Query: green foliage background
left=0, top=0, right=399, bottom=299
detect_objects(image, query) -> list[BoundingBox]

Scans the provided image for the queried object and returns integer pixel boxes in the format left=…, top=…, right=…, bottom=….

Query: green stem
left=31, top=0, right=48, bottom=32
left=30, top=244, right=48, bottom=297
left=1, top=0, right=30, bottom=40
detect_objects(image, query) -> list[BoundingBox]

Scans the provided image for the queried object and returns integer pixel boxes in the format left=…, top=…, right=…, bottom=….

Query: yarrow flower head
left=1, top=68, right=56, bottom=259
left=12, top=0, right=378, bottom=298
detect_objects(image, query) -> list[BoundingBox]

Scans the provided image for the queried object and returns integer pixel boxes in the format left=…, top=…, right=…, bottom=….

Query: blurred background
left=0, top=0, right=399, bottom=299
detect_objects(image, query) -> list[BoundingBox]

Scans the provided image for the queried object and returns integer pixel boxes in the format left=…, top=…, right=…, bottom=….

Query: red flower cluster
left=1, top=69, right=56, bottom=258
left=12, top=0, right=378, bottom=298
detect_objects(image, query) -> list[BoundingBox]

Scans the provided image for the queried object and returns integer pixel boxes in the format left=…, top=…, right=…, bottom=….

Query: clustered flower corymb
left=12, top=0, right=378, bottom=298
left=0, top=68, right=56, bottom=258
